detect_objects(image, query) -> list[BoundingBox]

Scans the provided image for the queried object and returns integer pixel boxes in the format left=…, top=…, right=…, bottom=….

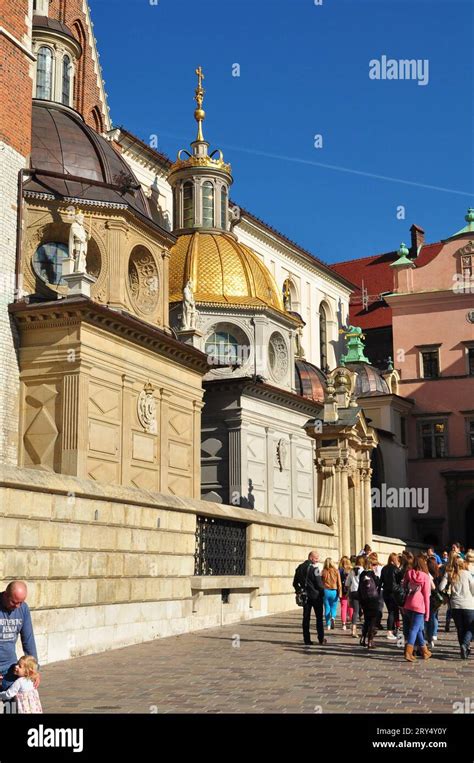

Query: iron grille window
left=421, top=350, right=439, bottom=379
left=195, top=516, right=247, bottom=576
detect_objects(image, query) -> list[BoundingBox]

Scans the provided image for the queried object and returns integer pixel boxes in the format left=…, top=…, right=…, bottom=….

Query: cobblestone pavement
left=38, top=610, right=472, bottom=714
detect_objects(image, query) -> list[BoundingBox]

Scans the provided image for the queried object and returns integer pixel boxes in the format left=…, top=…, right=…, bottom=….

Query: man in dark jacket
left=293, top=550, right=327, bottom=646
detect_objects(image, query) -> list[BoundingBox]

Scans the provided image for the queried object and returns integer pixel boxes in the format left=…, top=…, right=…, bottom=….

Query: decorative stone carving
left=295, top=326, right=305, bottom=358
left=137, top=382, right=157, bottom=434
left=268, top=332, right=288, bottom=382
left=275, top=438, right=288, bottom=471
left=128, top=249, right=159, bottom=315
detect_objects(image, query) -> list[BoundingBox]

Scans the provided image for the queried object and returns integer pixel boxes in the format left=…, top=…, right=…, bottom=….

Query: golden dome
left=169, top=231, right=285, bottom=311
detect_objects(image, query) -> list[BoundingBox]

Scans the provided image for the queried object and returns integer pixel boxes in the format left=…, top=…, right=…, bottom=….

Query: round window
left=268, top=332, right=288, bottom=381
left=32, top=242, right=69, bottom=285
left=205, top=331, right=239, bottom=366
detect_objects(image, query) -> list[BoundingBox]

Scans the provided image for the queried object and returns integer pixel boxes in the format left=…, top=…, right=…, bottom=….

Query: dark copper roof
left=345, top=362, right=389, bottom=396
left=295, top=359, right=326, bottom=403
left=32, top=15, right=79, bottom=48
left=25, top=102, right=151, bottom=219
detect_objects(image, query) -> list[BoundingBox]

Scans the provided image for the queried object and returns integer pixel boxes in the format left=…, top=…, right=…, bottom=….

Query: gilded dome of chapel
left=169, top=231, right=285, bottom=311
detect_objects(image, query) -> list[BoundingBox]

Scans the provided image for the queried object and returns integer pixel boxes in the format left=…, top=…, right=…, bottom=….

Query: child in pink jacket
left=402, top=555, right=432, bottom=662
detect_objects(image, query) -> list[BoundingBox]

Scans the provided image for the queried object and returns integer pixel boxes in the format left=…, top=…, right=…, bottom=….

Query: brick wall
left=48, top=0, right=110, bottom=131
left=0, top=0, right=32, bottom=464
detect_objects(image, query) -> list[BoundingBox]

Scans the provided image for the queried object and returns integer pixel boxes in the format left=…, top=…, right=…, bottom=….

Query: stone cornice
left=0, top=464, right=334, bottom=536
left=204, top=376, right=323, bottom=415
left=385, top=289, right=470, bottom=308
left=9, top=298, right=209, bottom=375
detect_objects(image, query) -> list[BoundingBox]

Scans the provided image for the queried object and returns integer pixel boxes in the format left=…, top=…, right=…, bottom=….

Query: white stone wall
left=241, top=395, right=317, bottom=521
left=0, top=143, right=23, bottom=465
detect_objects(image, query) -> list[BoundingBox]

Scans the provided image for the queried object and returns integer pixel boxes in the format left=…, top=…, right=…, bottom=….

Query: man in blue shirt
left=0, top=581, right=39, bottom=690
left=427, top=547, right=442, bottom=565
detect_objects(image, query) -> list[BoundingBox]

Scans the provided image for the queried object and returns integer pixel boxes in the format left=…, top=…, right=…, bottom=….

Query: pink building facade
left=386, top=214, right=474, bottom=548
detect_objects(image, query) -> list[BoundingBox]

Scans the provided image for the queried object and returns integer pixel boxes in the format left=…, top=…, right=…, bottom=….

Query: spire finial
left=194, top=66, right=206, bottom=141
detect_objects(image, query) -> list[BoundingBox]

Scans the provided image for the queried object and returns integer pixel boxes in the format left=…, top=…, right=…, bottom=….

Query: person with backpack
left=292, top=550, right=327, bottom=647
left=358, top=554, right=381, bottom=649
left=402, top=554, right=432, bottom=662
left=379, top=553, right=402, bottom=640
left=439, top=553, right=474, bottom=659
left=345, top=555, right=364, bottom=637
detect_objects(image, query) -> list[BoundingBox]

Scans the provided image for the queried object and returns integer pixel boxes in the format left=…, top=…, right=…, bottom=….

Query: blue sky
left=91, top=0, right=473, bottom=264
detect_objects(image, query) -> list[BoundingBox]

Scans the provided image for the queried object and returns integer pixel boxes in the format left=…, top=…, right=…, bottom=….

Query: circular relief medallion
left=268, top=331, right=288, bottom=382
left=467, top=309, right=474, bottom=324
left=128, top=248, right=159, bottom=315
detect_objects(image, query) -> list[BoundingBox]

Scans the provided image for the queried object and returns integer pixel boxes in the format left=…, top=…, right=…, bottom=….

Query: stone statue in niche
left=295, top=326, right=305, bottom=358
left=68, top=212, right=89, bottom=274
left=181, top=279, right=197, bottom=330
left=137, top=382, right=157, bottom=434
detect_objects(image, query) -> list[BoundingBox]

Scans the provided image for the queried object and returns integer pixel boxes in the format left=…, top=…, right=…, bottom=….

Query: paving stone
left=37, top=610, right=473, bottom=714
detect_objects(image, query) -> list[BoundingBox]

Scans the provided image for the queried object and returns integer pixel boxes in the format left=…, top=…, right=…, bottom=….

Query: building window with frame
left=461, top=254, right=473, bottom=280
left=220, top=186, right=227, bottom=229
left=202, top=182, right=214, bottom=228
left=468, top=347, right=474, bottom=376
left=418, top=419, right=448, bottom=459
left=400, top=416, right=407, bottom=446
left=421, top=349, right=439, bottom=379
left=319, top=303, right=328, bottom=372
left=182, top=182, right=194, bottom=228
left=62, top=54, right=71, bottom=105
left=467, top=419, right=474, bottom=456
left=36, top=46, right=53, bottom=100
left=205, top=330, right=240, bottom=365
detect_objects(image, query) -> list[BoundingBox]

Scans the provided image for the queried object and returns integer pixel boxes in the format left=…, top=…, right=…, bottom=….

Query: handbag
left=295, top=591, right=308, bottom=607
left=392, top=582, right=407, bottom=607
left=295, top=563, right=311, bottom=607
left=430, top=589, right=446, bottom=611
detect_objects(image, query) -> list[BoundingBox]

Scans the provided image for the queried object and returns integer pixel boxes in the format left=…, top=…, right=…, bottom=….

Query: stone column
left=353, top=468, right=363, bottom=554
left=339, top=462, right=351, bottom=557
left=289, top=433, right=298, bottom=518
left=106, top=219, right=128, bottom=308
left=192, top=399, right=204, bottom=499
left=158, top=388, right=172, bottom=494
left=265, top=427, right=275, bottom=515
left=363, top=468, right=373, bottom=544
left=161, top=248, right=171, bottom=332
left=227, top=418, right=242, bottom=507
left=121, top=374, right=136, bottom=486
left=61, top=366, right=90, bottom=477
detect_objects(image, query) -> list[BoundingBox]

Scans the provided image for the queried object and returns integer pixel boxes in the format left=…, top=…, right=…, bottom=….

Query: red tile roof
left=330, top=241, right=445, bottom=330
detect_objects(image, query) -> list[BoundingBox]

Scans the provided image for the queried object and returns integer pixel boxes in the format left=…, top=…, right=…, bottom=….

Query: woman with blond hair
left=345, top=555, right=365, bottom=637
left=338, top=556, right=354, bottom=631
left=439, top=553, right=474, bottom=659
left=321, top=558, right=342, bottom=631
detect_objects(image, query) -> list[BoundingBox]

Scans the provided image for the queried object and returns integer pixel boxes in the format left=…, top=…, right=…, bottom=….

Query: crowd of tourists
left=293, top=542, right=474, bottom=661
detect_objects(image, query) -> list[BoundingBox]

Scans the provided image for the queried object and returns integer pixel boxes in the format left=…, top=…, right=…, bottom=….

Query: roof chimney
left=410, top=224, right=425, bottom=257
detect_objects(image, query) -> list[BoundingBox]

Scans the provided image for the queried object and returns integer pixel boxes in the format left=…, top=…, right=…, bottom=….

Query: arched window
left=62, top=55, right=71, bottom=105
left=319, top=303, right=328, bottom=372
left=221, top=186, right=227, bottom=229
left=202, top=182, right=214, bottom=228
left=36, top=46, right=53, bottom=100
left=183, top=182, right=194, bottom=228
left=205, top=330, right=239, bottom=365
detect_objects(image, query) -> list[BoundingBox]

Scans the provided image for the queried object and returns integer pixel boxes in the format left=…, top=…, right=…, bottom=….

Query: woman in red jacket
left=402, top=555, right=432, bottom=662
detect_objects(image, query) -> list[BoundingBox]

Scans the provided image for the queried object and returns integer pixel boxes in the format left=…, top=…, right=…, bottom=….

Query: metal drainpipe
left=14, top=169, right=26, bottom=302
